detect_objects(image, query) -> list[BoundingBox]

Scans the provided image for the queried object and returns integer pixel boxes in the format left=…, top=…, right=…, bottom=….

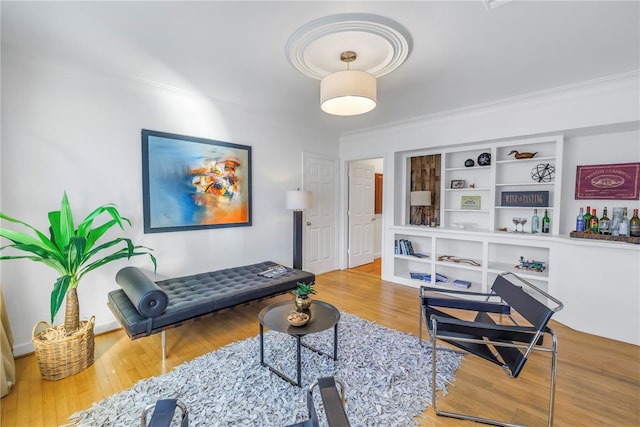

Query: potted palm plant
left=0, top=192, right=156, bottom=380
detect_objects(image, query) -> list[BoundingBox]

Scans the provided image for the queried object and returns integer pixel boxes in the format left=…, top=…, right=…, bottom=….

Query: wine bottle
left=619, top=208, right=630, bottom=237
left=541, top=209, right=550, bottom=233
left=531, top=209, right=540, bottom=234
left=589, top=208, right=599, bottom=233
left=583, top=206, right=592, bottom=232
left=576, top=207, right=585, bottom=232
left=599, top=207, right=610, bottom=235
left=630, top=208, right=640, bottom=237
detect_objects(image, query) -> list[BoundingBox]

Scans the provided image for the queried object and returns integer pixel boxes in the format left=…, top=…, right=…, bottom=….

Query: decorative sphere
left=464, top=159, right=475, bottom=167
left=531, top=163, right=555, bottom=183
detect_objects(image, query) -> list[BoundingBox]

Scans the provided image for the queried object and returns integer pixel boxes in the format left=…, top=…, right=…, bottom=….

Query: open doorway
left=347, top=157, right=383, bottom=276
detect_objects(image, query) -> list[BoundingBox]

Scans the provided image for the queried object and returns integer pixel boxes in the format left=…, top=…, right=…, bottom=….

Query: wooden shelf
left=569, top=231, right=639, bottom=245
left=495, top=156, right=555, bottom=164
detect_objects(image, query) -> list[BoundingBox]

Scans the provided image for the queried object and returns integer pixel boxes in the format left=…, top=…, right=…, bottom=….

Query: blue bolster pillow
left=115, top=267, right=168, bottom=318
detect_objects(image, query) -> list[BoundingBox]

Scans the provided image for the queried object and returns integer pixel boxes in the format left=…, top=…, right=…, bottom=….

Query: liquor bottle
left=599, top=207, right=610, bottom=235
left=618, top=208, right=630, bottom=237
left=583, top=206, right=592, bottom=231
left=630, top=209, right=640, bottom=237
left=576, top=207, right=586, bottom=232
left=588, top=208, right=599, bottom=233
left=541, top=209, right=550, bottom=233
left=531, top=209, right=540, bottom=234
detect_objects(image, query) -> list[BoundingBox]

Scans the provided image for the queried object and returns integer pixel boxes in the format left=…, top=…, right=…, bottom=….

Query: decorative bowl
left=287, top=311, right=309, bottom=327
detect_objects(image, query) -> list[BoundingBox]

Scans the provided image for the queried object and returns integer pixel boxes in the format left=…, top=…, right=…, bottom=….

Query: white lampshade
left=410, top=191, right=432, bottom=206
left=320, top=70, right=377, bottom=116
left=286, top=190, right=313, bottom=210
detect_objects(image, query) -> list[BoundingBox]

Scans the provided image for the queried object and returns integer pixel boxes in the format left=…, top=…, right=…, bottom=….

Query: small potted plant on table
left=292, top=281, right=316, bottom=311
left=0, top=192, right=156, bottom=380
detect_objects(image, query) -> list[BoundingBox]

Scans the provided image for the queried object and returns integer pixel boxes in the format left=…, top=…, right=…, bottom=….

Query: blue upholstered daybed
left=107, top=261, right=314, bottom=358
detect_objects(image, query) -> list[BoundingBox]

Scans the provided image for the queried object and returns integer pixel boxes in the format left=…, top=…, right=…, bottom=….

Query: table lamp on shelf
left=410, top=190, right=431, bottom=226
left=286, top=189, right=313, bottom=269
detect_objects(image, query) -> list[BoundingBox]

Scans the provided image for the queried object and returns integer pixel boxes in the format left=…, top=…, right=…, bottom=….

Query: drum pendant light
left=320, top=51, right=377, bottom=116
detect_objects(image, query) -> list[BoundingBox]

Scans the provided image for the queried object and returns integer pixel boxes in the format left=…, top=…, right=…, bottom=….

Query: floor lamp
left=286, top=190, right=313, bottom=269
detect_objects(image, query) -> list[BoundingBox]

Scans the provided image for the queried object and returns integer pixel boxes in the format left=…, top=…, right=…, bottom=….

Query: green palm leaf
left=51, top=275, right=72, bottom=322
left=58, top=192, right=75, bottom=246
left=0, top=212, right=60, bottom=254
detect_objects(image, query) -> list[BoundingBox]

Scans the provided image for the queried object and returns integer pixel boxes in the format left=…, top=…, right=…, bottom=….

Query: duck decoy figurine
left=509, top=150, right=537, bottom=159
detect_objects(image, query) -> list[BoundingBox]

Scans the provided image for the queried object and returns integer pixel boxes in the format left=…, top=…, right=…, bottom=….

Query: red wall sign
left=575, top=162, right=640, bottom=200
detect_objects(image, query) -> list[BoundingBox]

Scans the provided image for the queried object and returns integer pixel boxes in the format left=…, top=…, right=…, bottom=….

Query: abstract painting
left=142, top=129, right=252, bottom=233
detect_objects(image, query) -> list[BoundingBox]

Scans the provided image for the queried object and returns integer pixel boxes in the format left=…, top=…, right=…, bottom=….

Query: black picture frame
left=451, top=179, right=465, bottom=189
left=141, top=129, right=252, bottom=233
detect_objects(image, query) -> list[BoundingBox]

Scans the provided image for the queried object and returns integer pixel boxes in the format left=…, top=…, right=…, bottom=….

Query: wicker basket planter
left=32, top=316, right=95, bottom=381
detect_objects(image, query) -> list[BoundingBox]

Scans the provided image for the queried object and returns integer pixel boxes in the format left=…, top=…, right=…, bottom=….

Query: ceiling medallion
left=286, top=13, right=413, bottom=80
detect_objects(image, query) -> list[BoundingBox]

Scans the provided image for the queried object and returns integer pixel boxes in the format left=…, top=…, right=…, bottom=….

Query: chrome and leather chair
left=285, top=376, right=350, bottom=427
left=141, top=398, right=188, bottom=427
left=420, top=272, right=563, bottom=427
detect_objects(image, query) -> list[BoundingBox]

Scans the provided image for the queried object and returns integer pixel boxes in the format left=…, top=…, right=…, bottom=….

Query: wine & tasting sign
left=575, top=162, right=640, bottom=200
left=501, top=191, right=549, bottom=207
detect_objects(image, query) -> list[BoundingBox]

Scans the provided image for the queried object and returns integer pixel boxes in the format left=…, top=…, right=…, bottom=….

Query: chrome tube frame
left=430, top=316, right=559, bottom=427
left=140, top=398, right=188, bottom=427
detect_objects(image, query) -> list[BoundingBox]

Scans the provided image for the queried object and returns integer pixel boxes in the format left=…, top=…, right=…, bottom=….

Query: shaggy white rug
left=69, top=312, right=463, bottom=426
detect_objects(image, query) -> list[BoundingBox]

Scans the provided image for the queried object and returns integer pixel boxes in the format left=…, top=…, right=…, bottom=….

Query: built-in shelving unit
left=391, top=227, right=551, bottom=298
left=392, top=135, right=563, bottom=299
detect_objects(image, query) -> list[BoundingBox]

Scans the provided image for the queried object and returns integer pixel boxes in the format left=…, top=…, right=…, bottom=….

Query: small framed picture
left=461, top=195, right=481, bottom=210
left=451, top=179, right=465, bottom=189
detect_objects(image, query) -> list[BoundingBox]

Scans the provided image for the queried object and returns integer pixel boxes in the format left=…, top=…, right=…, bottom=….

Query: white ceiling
left=2, top=1, right=639, bottom=135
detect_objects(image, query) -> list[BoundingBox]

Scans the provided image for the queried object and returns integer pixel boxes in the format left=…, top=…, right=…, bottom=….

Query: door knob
left=306, top=221, right=312, bottom=226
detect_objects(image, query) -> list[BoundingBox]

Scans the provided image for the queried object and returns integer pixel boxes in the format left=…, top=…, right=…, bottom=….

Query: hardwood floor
left=2, top=266, right=638, bottom=426
left=348, top=257, right=382, bottom=277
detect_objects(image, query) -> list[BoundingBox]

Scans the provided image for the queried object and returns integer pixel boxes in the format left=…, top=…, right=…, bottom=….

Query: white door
left=348, top=161, right=375, bottom=268
left=303, top=154, right=337, bottom=274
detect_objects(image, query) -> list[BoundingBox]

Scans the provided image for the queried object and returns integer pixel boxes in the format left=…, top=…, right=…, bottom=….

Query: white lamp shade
left=286, top=190, right=313, bottom=210
left=410, top=191, right=431, bottom=206
left=320, top=70, right=377, bottom=116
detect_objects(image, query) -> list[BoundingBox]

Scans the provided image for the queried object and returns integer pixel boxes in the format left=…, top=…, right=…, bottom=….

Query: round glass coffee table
left=259, top=300, right=340, bottom=387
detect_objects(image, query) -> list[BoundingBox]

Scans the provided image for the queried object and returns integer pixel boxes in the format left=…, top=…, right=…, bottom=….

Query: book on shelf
left=410, top=272, right=449, bottom=282
left=452, top=279, right=472, bottom=289
left=395, top=239, right=417, bottom=256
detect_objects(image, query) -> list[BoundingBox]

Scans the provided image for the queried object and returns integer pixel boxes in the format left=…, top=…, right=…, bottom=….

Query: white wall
left=1, top=51, right=339, bottom=355
left=339, top=74, right=640, bottom=344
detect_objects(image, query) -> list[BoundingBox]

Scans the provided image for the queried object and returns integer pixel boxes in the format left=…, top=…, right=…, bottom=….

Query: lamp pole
left=292, top=210, right=303, bottom=269
left=286, top=190, right=313, bottom=270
